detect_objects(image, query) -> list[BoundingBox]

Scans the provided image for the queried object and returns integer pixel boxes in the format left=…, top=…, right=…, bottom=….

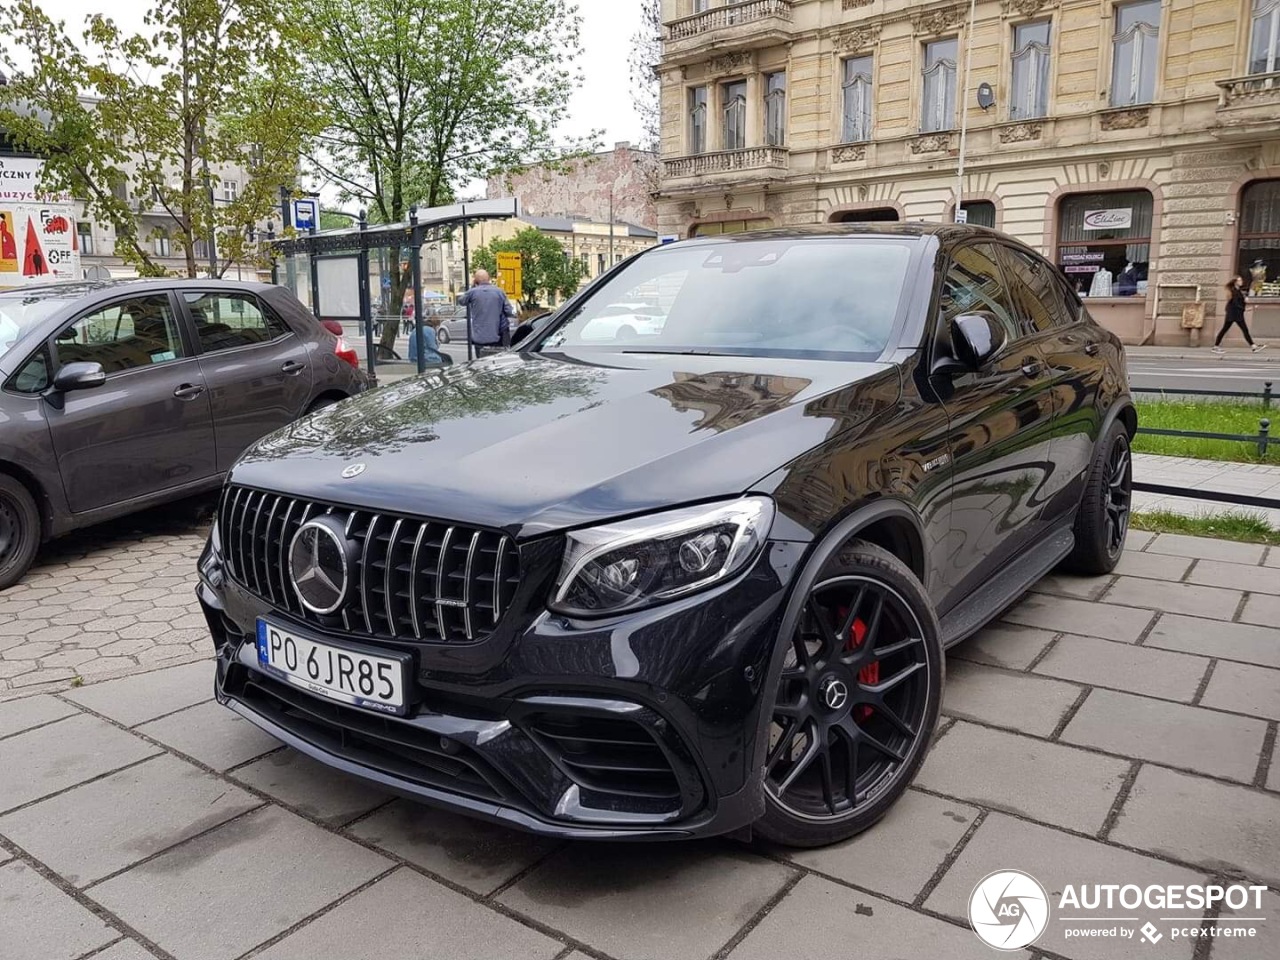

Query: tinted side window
left=6, top=348, right=50, bottom=394
left=1000, top=246, right=1075, bottom=333
left=56, top=295, right=185, bottom=374
left=186, top=293, right=289, bottom=352
left=939, top=244, right=1021, bottom=345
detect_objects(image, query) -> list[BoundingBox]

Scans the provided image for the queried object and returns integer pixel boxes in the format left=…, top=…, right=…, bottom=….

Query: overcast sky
left=20, top=1, right=646, bottom=174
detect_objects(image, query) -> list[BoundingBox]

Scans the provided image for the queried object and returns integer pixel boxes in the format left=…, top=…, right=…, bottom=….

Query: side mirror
left=949, top=312, right=1006, bottom=369
left=52, top=361, right=107, bottom=392
left=511, top=312, right=552, bottom=346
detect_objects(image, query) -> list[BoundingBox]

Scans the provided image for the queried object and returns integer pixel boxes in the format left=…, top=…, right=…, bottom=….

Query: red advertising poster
left=22, top=216, right=49, bottom=277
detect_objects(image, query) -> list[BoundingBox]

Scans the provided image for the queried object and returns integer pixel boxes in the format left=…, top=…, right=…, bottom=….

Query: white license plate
left=256, top=620, right=409, bottom=716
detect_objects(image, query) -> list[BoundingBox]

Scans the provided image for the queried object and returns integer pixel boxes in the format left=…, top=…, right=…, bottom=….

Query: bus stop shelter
left=269, top=198, right=521, bottom=382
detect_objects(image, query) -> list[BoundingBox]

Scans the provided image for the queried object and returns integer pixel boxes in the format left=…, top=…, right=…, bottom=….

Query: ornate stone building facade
left=656, top=0, right=1280, bottom=344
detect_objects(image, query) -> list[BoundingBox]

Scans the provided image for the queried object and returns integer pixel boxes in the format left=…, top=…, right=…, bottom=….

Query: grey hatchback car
left=0, top=279, right=369, bottom=588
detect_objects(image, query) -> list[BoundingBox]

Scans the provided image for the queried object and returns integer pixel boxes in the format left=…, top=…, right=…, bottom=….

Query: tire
left=1061, top=421, right=1132, bottom=575
left=436, top=327, right=450, bottom=344
left=0, top=474, right=40, bottom=591
left=755, top=540, right=944, bottom=848
left=306, top=396, right=341, bottom=415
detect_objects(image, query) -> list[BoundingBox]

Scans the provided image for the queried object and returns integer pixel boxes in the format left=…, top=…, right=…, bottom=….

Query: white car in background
left=578, top=302, right=666, bottom=342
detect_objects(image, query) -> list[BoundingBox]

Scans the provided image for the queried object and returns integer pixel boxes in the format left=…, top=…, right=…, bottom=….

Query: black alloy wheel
left=1062, top=420, right=1133, bottom=575
left=756, top=542, right=943, bottom=847
left=0, top=475, right=40, bottom=590
left=1103, top=436, right=1132, bottom=557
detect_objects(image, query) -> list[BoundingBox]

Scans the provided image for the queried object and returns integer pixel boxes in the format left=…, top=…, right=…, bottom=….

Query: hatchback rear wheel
left=756, top=541, right=943, bottom=848
left=0, top=475, right=40, bottom=591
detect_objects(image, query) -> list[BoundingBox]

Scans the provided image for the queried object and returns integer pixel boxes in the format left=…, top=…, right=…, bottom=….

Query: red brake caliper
left=838, top=608, right=878, bottom=720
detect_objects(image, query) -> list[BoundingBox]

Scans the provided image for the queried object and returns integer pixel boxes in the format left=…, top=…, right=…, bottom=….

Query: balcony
left=1214, top=71, right=1280, bottom=138
left=662, top=146, right=789, bottom=186
left=663, top=0, right=793, bottom=65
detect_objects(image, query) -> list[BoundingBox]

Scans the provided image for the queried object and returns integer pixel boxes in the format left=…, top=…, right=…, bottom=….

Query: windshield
left=0, top=293, right=73, bottom=363
left=535, top=237, right=914, bottom=359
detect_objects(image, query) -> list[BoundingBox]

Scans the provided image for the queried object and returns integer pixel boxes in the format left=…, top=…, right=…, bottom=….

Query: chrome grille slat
left=221, top=486, right=517, bottom=645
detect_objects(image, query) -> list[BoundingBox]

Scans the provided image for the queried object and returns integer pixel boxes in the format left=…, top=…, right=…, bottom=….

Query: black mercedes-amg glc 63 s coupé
left=198, top=225, right=1135, bottom=847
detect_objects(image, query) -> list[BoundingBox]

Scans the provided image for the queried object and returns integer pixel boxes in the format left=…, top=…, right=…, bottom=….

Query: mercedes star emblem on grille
left=288, top=517, right=351, bottom=614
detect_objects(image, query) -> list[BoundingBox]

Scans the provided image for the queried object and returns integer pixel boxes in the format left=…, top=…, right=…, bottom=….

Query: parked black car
left=200, top=225, right=1135, bottom=847
left=0, top=279, right=368, bottom=588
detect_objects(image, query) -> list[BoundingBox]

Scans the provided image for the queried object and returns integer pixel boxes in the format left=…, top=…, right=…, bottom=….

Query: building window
left=597, top=253, right=606, bottom=275
left=722, top=80, right=747, bottom=150
left=1010, top=21, right=1051, bottom=120
left=1057, top=190, right=1153, bottom=298
left=1111, top=0, right=1160, bottom=106
left=222, top=180, right=238, bottom=203
left=580, top=252, right=590, bottom=274
left=693, top=0, right=709, bottom=11
left=842, top=56, right=873, bottom=142
left=77, top=222, right=94, bottom=256
left=689, top=218, right=772, bottom=237
left=764, top=72, right=786, bottom=146
left=1238, top=180, right=1280, bottom=297
left=959, top=201, right=997, bottom=228
left=688, top=86, right=708, bottom=154
left=1251, top=0, right=1280, bottom=74
left=922, top=39, right=958, bottom=132
left=153, top=231, right=172, bottom=257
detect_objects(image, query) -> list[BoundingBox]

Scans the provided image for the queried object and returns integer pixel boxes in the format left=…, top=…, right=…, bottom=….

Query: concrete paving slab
left=1031, top=573, right=1109, bottom=601
left=0, top=694, right=78, bottom=738
left=1213, top=887, right=1280, bottom=960
left=1103, top=577, right=1244, bottom=621
left=254, top=867, right=562, bottom=960
left=916, top=722, right=1129, bottom=835
left=498, top=842, right=794, bottom=960
left=1033, top=634, right=1209, bottom=702
left=1238, top=592, right=1280, bottom=629
left=0, top=754, right=260, bottom=887
left=1127, top=530, right=1156, bottom=551
left=942, top=660, right=1081, bottom=736
left=1187, top=559, right=1280, bottom=596
left=949, top=623, right=1059, bottom=671
left=1199, top=661, right=1280, bottom=721
left=90, top=805, right=392, bottom=960
left=1110, top=764, right=1280, bottom=887
left=1271, top=737, right=1280, bottom=793
left=0, top=714, right=158, bottom=813
left=90, top=941, right=158, bottom=960
left=1113, top=550, right=1194, bottom=581
left=231, top=748, right=390, bottom=826
left=925, top=813, right=1204, bottom=960
left=0, top=860, right=117, bottom=960
left=1264, top=548, right=1279, bottom=569
left=349, top=800, right=560, bottom=896
left=729, top=874, right=1016, bottom=960
left=1146, top=535, right=1266, bottom=565
left=136, top=700, right=280, bottom=771
left=1002, top=595, right=1156, bottom=643
left=778, top=789, right=978, bottom=902
left=64, top=661, right=212, bottom=727
left=1144, top=614, right=1280, bottom=669
left=1060, top=689, right=1268, bottom=783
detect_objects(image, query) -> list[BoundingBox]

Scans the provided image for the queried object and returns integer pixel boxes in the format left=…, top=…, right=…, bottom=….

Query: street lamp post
left=954, top=0, right=978, bottom=223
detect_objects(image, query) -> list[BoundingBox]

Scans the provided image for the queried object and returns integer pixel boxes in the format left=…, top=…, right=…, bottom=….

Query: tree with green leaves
left=294, top=0, right=592, bottom=355
left=0, top=0, right=320, bottom=278
left=471, top=227, right=585, bottom=311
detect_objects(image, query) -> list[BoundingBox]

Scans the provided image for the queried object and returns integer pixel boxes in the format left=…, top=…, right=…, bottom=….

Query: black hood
left=230, top=350, right=900, bottom=537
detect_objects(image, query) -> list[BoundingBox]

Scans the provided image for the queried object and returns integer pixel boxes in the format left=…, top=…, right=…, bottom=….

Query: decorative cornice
left=842, top=0, right=874, bottom=9
left=832, top=144, right=867, bottom=163
left=998, top=121, right=1042, bottom=143
left=913, top=5, right=967, bottom=36
left=1099, top=107, right=1150, bottom=130
left=834, top=25, right=880, bottom=52
left=910, top=132, right=955, bottom=154
left=1001, top=0, right=1061, bottom=18
left=707, top=51, right=754, bottom=76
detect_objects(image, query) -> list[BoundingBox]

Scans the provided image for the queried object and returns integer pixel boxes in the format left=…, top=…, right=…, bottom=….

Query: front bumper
left=199, top=534, right=805, bottom=840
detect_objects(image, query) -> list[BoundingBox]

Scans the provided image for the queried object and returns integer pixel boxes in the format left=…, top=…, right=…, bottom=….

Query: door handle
left=1021, top=360, right=1044, bottom=378
left=1083, top=342, right=1100, bottom=356
left=281, top=361, right=306, bottom=375
left=173, top=383, right=205, bottom=400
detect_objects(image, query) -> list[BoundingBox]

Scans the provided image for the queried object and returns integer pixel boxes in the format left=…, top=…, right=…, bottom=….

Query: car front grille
left=219, top=484, right=520, bottom=644
left=525, top=713, right=683, bottom=805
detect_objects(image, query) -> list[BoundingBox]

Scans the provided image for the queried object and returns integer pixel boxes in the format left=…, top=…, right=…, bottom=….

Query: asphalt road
left=1127, top=353, right=1278, bottom=396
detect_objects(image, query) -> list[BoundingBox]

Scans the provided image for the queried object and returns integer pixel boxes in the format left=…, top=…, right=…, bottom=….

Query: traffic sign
left=291, top=198, right=319, bottom=231
left=496, top=251, right=522, bottom=298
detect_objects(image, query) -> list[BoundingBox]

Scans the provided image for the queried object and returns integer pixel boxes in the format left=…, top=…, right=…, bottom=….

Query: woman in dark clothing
left=1213, top=276, right=1266, bottom=354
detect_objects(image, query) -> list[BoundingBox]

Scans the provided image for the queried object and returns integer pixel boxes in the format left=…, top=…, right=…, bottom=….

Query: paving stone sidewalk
left=1133, top=452, right=1280, bottom=525
left=1, top=512, right=1279, bottom=959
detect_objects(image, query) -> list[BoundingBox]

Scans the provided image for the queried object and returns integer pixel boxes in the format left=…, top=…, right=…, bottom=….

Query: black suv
left=199, top=225, right=1134, bottom=847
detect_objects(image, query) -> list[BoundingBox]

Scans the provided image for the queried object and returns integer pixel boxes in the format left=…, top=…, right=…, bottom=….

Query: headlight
left=551, top=497, right=775, bottom=617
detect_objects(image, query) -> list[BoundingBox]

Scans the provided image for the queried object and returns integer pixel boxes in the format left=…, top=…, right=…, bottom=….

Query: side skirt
left=938, top=525, right=1075, bottom=649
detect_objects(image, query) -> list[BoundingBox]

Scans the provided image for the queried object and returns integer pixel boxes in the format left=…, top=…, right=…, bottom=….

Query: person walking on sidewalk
left=458, top=270, right=514, bottom=356
left=1213, top=276, right=1266, bottom=354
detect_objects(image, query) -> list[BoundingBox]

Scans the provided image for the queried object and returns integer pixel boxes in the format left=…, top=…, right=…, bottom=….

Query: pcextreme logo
left=967, top=870, right=1271, bottom=951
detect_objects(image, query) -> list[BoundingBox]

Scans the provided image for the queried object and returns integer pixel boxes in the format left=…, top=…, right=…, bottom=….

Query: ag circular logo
left=288, top=516, right=352, bottom=615
left=968, top=869, right=1050, bottom=951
